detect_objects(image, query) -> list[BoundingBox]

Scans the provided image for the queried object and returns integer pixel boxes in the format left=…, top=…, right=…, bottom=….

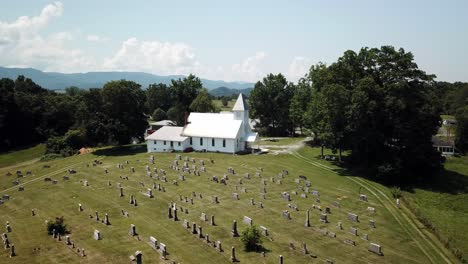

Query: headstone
left=192, top=223, right=197, bottom=234
left=83, top=180, right=89, bottom=187
left=217, top=241, right=223, bottom=252
left=168, top=207, right=173, bottom=219
left=369, top=243, right=383, bottom=255
left=362, top=233, right=368, bottom=240
left=369, top=220, right=376, bottom=228
left=359, top=194, right=368, bottom=202
left=146, top=188, right=153, bottom=198
left=325, top=207, right=331, bottom=214
left=231, top=246, right=237, bottom=262
left=348, top=213, right=359, bottom=222
left=149, top=236, right=158, bottom=250
left=119, top=187, right=124, bottom=197
left=344, top=239, right=356, bottom=246
left=260, top=226, right=268, bottom=236
left=129, top=224, right=136, bottom=236
left=320, top=213, right=328, bottom=223
left=367, top=206, right=376, bottom=213
left=173, top=208, right=179, bottom=221
left=301, top=242, right=308, bottom=254
left=10, top=244, right=15, bottom=257
left=31, top=209, right=35, bottom=216
left=183, top=219, right=190, bottom=229
left=312, top=190, right=319, bottom=196
left=200, top=213, right=207, bottom=221
left=282, top=210, right=291, bottom=220
left=337, top=222, right=343, bottom=230
left=232, top=220, right=239, bottom=237
left=198, top=226, right=203, bottom=238
left=94, top=229, right=101, bottom=240
left=350, top=227, right=358, bottom=236
left=66, top=235, right=71, bottom=245
left=232, top=193, right=239, bottom=200
left=78, top=204, right=83, bottom=212
left=212, top=196, right=219, bottom=204
left=243, top=216, right=253, bottom=226
left=328, top=231, right=336, bottom=238
left=211, top=215, right=215, bottom=226
left=279, top=255, right=283, bottom=264
left=305, top=209, right=310, bottom=227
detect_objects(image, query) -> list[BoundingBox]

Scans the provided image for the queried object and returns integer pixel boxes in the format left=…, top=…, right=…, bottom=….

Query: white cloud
left=0, top=2, right=96, bottom=73
left=86, top=34, right=108, bottom=42
left=286, top=56, right=311, bottom=82
left=102, top=37, right=200, bottom=75
left=228, top=52, right=267, bottom=82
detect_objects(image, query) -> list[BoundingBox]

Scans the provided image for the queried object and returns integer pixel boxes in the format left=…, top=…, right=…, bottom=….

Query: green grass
left=0, top=144, right=460, bottom=263
left=0, top=144, right=46, bottom=168
left=403, top=155, right=468, bottom=262
left=213, top=99, right=235, bottom=112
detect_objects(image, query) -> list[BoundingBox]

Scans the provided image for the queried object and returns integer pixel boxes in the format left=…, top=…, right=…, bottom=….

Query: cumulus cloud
left=0, top=1, right=96, bottom=72
left=228, top=52, right=267, bottom=82
left=102, top=37, right=200, bottom=75
left=286, top=56, right=311, bottom=82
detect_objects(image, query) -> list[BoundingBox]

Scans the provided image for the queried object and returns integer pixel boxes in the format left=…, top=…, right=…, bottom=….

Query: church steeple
left=232, top=93, right=249, bottom=112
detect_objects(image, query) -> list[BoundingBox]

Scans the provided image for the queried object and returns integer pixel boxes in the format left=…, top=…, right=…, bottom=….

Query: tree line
left=248, top=46, right=467, bottom=184
left=0, top=74, right=217, bottom=155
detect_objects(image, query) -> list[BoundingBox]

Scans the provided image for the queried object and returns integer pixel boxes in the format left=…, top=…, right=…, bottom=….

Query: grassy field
left=403, top=155, right=468, bottom=262
left=0, top=144, right=460, bottom=263
left=0, top=144, right=46, bottom=168
left=213, top=99, right=236, bottom=112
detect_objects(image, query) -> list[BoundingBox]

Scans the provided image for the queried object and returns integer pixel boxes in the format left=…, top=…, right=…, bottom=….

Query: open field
left=403, top=155, right=468, bottom=262
left=213, top=99, right=236, bottom=112
left=0, top=144, right=460, bottom=263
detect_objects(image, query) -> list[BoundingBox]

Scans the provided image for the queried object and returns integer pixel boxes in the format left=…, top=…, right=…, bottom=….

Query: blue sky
left=1, top=0, right=467, bottom=82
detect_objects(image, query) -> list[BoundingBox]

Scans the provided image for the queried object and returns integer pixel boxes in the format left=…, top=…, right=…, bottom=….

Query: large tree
left=168, top=74, right=203, bottom=125
left=190, top=89, right=217, bottom=113
left=249, top=73, right=294, bottom=136
left=304, top=46, right=441, bottom=183
left=146, top=83, right=172, bottom=112
left=101, top=80, right=147, bottom=144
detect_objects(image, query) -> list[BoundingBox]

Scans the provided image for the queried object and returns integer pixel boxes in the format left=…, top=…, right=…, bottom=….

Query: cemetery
left=0, top=145, right=459, bottom=263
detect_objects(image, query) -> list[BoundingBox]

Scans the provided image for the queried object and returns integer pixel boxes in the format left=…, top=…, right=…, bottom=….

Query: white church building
left=145, top=94, right=258, bottom=154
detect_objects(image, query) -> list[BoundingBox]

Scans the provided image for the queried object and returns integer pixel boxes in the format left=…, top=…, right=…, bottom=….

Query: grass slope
left=0, top=144, right=46, bottom=168
left=0, top=145, right=459, bottom=263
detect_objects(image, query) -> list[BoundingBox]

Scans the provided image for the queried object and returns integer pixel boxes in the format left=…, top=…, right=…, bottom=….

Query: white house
left=145, top=94, right=258, bottom=154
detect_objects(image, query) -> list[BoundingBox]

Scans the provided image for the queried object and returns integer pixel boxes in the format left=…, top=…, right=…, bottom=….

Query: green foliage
left=221, top=96, right=229, bottom=107
left=249, top=73, right=294, bottom=136
left=45, top=129, right=85, bottom=157
left=46, top=216, right=69, bottom=235
left=40, top=153, right=63, bottom=161
left=152, top=108, right=167, bottom=121
left=303, top=46, right=442, bottom=184
left=240, top=225, right=262, bottom=251
left=455, top=106, right=468, bottom=153
left=190, top=89, right=217, bottom=113
left=146, top=83, right=172, bottom=112
left=390, top=186, right=402, bottom=198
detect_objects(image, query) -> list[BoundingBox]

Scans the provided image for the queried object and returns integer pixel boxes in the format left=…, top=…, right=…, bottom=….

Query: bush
left=390, top=186, right=402, bottom=199
left=46, top=216, right=69, bottom=235
left=240, top=225, right=262, bottom=251
left=45, top=129, right=85, bottom=157
left=40, top=153, right=63, bottom=161
left=152, top=108, right=167, bottom=121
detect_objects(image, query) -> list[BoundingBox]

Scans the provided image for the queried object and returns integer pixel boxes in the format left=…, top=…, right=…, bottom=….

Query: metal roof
left=145, top=126, right=188, bottom=142
left=181, top=112, right=242, bottom=139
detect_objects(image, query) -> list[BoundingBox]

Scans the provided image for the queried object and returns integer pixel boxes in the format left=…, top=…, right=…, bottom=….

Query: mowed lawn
left=0, top=145, right=459, bottom=263
left=403, top=155, right=468, bottom=262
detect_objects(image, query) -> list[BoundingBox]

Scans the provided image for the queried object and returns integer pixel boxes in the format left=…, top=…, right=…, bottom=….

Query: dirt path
left=290, top=150, right=457, bottom=264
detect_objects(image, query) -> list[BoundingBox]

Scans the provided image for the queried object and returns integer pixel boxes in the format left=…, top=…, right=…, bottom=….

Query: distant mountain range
left=0, top=66, right=255, bottom=91
left=209, top=86, right=253, bottom=97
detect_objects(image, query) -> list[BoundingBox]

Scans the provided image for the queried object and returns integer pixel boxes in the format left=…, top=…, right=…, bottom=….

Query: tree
left=249, top=73, right=294, bottom=136
left=303, top=46, right=441, bottom=183
left=167, top=105, right=186, bottom=125
left=221, top=96, right=229, bottom=107
left=455, top=106, right=468, bottom=153
left=240, top=225, right=262, bottom=251
left=46, top=216, right=69, bottom=235
left=146, top=83, right=172, bottom=112
left=169, top=74, right=204, bottom=124
left=152, top=108, right=167, bottom=121
left=190, top=89, right=217, bottom=113
left=290, top=80, right=312, bottom=135
left=101, top=80, right=147, bottom=144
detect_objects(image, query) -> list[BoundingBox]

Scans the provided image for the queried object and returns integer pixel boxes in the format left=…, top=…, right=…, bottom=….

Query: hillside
left=209, top=87, right=253, bottom=97
left=0, top=143, right=458, bottom=263
left=0, top=67, right=255, bottom=90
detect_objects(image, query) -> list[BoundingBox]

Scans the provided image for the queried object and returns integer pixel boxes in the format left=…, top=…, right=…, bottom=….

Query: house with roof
left=145, top=94, right=258, bottom=153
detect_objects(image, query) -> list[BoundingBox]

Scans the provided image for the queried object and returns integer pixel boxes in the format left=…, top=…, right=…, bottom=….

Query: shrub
left=390, top=186, right=402, bottom=199
left=40, top=153, right=63, bottom=161
left=46, top=216, right=69, bottom=235
left=240, top=225, right=262, bottom=251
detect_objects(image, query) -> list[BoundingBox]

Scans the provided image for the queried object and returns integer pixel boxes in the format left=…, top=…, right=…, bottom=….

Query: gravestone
left=78, top=204, right=83, bottom=212
left=367, top=206, right=376, bottom=213
left=362, top=234, right=368, bottom=240
left=344, top=239, right=356, bottom=246
left=217, top=241, right=223, bottom=252
left=94, top=229, right=101, bottom=240
left=350, top=227, right=358, bottom=236
left=129, top=224, right=137, bottom=236
left=243, top=216, right=253, bottom=226
left=300, top=193, right=307, bottom=198
left=83, top=180, right=89, bottom=187
left=173, top=208, right=178, bottom=221
left=337, top=222, right=343, bottom=230
left=359, top=194, right=368, bottom=202
left=369, top=220, right=376, bottom=228
left=66, top=235, right=71, bottom=245
left=305, top=209, right=310, bottom=227
left=301, top=242, right=308, bottom=254
left=260, top=226, right=268, bottom=236
left=325, top=207, right=331, bottom=214
left=282, top=210, right=291, bottom=220
left=312, top=190, right=319, bottom=196
left=232, top=193, right=239, bottom=200
left=168, top=207, right=173, bottom=219
left=279, top=255, right=283, bottom=264
left=119, top=187, right=124, bottom=197
left=348, top=213, right=359, bottom=222
left=232, top=220, right=239, bottom=237
left=328, top=231, right=336, bottom=238
left=211, top=215, right=215, bottom=226
left=369, top=243, right=383, bottom=255
left=183, top=219, right=190, bottom=229
left=198, top=226, right=203, bottom=238
left=231, top=246, right=237, bottom=262
left=320, top=213, right=328, bottom=223
left=200, top=213, right=207, bottom=221
left=192, top=223, right=197, bottom=234
left=145, top=188, right=153, bottom=198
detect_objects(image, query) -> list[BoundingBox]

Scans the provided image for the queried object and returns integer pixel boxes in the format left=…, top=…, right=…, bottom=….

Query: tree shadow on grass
left=93, top=144, right=147, bottom=157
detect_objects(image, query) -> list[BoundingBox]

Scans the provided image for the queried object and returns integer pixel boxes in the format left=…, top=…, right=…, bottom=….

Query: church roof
left=181, top=112, right=242, bottom=139
left=145, top=126, right=188, bottom=142
left=232, top=93, right=249, bottom=111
